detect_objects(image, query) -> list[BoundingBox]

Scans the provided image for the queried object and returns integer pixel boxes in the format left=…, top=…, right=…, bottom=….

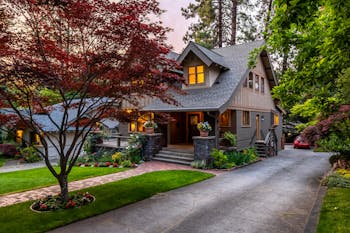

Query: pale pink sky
left=158, top=0, right=194, bottom=53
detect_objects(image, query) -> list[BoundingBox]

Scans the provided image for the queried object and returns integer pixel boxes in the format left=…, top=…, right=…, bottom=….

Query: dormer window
left=188, top=65, right=204, bottom=85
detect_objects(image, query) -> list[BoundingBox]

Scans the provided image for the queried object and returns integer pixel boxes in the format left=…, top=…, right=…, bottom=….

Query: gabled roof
left=143, top=40, right=270, bottom=113
left=177, top=41, right=229, bottom=69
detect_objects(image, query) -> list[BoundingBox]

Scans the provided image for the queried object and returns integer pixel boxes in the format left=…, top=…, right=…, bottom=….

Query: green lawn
left=0, top=170, right=214, bottom=233
left=317, top=188, right=350, bottom=233
left=0, top=166, right=127, bottom=195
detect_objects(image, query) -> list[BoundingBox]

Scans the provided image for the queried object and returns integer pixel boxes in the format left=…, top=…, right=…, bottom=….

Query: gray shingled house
left=122, top=40, right=283, bottom=164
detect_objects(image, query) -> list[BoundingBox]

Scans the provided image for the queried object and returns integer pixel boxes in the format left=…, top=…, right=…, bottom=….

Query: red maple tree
left=0, top=0, right=181, bottom=202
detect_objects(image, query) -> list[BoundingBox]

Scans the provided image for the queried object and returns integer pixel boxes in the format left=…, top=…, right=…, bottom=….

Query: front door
left=256, top=114, right=261, bottom=140
left=187, top=113, right=200, bottom=143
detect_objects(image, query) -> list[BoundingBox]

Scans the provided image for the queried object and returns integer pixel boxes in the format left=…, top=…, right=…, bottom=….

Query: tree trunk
left=58, top=174, right=69, bottom=202
left=231, top=0, right=237, bottom=45
left=218, top=0, right=223, bottom=47
left=263, top=0, right=274, bottom=38
left=282, top=52, right=288, bottom=75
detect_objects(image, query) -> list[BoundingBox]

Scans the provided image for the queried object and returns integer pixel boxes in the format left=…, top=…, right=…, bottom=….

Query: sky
left=158, top=0, right=194, bottom=53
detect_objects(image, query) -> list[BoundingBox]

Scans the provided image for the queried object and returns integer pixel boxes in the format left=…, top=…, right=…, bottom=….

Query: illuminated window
left=129, top=122, right=137, bottom=132
left=220, top=110, right=231, bottom=127
left=34, top=134, right=42, bottom=145
left=261, top=77, right=265, bottom=93
left=128, top=113, right=155, bottom=132
left=248, top=72, right=253, bottom=89
left=274, top=113, right=279, bottom=126
left=188, top=65, right=205, bottom=85
left=242, top=111, right=250, bottom=127
left=255, top=75, right=259, bottom=91
left=16, top=130, right=24, bottom=143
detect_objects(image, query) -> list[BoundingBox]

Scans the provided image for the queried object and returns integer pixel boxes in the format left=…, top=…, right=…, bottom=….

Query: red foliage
left=303, top=105, right=350, bottom=144
left=0, top=0, right=182, bottom=201
left=0, top=144, right=18, bottom=157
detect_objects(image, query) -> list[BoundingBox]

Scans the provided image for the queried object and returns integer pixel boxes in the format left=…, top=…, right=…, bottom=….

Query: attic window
left=255, top=75, right=260, bottom=91
left=188, top=65, right=204, bottom=85
left=248, top=72, right=254, bottom=89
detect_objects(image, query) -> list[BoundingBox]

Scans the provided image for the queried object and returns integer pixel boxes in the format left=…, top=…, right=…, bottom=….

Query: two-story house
left=120, top=40, right=283, bottom=163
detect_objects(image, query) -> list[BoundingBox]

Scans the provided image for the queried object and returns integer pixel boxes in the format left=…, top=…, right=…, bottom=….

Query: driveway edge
left=303, top=183, right=328, bottom=233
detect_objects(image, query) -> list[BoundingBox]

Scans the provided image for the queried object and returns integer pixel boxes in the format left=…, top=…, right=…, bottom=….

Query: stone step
left=152, top=157, right=192, bottom=166
left=158, top=149, right=194, bottom=158
left=155, top=153, right=194, bottom=162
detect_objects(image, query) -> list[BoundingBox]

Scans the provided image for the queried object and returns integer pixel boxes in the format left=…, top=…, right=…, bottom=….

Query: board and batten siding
left=230, top=56, right=275, bottom=112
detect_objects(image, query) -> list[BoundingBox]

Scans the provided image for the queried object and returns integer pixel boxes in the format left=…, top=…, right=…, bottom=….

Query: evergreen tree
left=182, top=0, right=273, bottom=48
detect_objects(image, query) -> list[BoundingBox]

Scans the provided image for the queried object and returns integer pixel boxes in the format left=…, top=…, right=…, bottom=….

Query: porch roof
left=143, top=40, right=266, bottom=113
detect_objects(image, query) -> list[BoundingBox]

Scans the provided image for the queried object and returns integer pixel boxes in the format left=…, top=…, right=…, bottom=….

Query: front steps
left=153, top=148, right=194, bottom=165
left=255, top=140, right=267, bottom=157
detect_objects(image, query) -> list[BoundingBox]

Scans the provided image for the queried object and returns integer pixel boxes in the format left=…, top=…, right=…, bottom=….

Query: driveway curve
left=50, top=146, right=331, bottom=233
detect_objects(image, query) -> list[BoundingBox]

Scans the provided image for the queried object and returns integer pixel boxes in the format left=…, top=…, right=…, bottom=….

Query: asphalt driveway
left=50, top=146, right=331, bottom=233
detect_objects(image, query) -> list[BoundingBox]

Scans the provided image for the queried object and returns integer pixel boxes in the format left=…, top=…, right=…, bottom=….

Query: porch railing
left=263, top=127, right=278, bottom=157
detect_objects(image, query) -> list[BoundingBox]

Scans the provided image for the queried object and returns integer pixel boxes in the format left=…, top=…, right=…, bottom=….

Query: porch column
left=193, top=136, right=215, bottom=161
left=143, top=133, right=162, bottom=161
left=213, top=111, right=220, bottom=148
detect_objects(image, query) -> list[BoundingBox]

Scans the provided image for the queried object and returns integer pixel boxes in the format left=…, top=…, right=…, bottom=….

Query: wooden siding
left=230, top=56, right=275, bottom=111
left=235, top=110, right=274, bottom=149
left=182, top=52, right=220, bottom=90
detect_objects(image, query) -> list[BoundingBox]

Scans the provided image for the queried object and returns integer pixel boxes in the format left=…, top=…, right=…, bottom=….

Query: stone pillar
left=143, top=133, right=162, bottom=161
left=193, top=136, right=216, bottom=161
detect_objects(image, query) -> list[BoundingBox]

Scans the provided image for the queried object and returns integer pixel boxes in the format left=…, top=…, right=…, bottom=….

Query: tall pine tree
left=182, top=0, right=272, bottom=48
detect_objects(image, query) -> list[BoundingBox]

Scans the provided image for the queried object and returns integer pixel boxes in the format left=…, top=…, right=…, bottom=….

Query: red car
left=293, top=136, right=310, bottom=149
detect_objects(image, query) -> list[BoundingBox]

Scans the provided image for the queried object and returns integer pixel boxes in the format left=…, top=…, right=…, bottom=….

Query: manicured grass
left=0, top=170, right=214, bottom=233
left=0, top=166, right=127, bottom=195
left=317, top=188, right=350, bottom=233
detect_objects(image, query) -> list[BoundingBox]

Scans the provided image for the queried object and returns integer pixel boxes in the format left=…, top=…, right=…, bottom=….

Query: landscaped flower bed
left=77, top=133, right=146, bottom=168
left=31, top=192, right=95, bottom=212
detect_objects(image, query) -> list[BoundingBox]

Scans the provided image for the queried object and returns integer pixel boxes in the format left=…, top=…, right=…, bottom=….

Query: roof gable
left=143, top=40, right=275, bottom=113
left=177, top=42, right=229, bottom=70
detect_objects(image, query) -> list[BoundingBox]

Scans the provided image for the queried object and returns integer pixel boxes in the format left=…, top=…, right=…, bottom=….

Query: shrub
left=20, top=146, right=42, bottom=163
left=226, top=151, right=250, bottom=166
left=336, top=169, right=350, bottom=179
left=0, top=144, right=18, bottom=157
left=83, top=132, right=103, bottom=153
left=125, top=147, right=141, bottom=164
left=242, top=147, right=258, bottom=162
left=210, top=148, right=234, bottom=169
left=323, top=172, right=350, bottom=188
left=121, top=160, right=132, bottom=168
left=112, top=152, right=123, bottom=163
left=223, top=132, right=237, bottom=146
left=31, top=192, right=94, bottom=212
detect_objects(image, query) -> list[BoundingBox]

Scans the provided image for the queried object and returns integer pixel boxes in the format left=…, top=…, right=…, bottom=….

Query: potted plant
left=143, top=121, right=157, bottom=134
left=197, top=121, right=212, bottom=137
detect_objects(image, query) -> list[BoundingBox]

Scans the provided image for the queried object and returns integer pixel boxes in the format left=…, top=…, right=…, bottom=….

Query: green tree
left=182, top=0, right=266, bottom=48
left=267, top=0, right=350, bottom=118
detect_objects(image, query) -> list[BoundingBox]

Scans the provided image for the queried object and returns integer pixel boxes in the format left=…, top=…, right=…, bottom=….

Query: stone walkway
left=0, top=161, right=223, bottom=208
